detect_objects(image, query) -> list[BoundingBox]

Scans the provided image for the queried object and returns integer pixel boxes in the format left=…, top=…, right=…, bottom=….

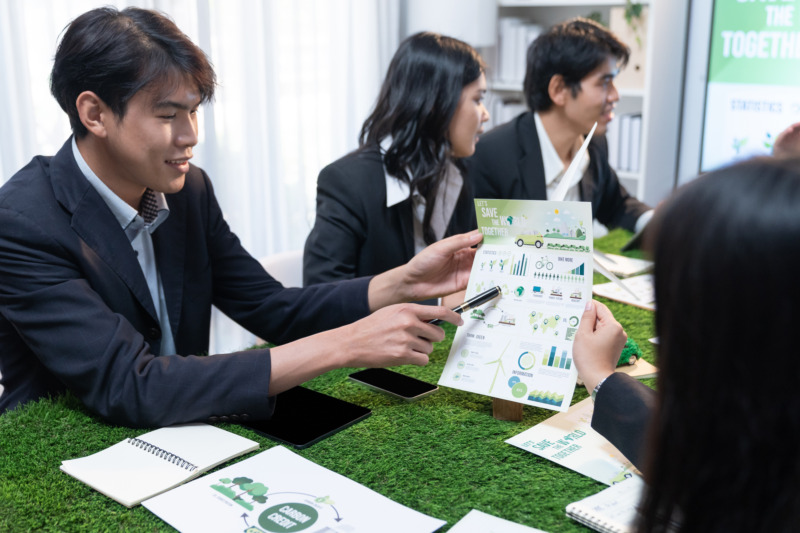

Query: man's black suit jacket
left=466, top=112, right=649, bottom=232
left=0, top=139, right=371, bottom=426
left=303, top=145, right=476, bottom=286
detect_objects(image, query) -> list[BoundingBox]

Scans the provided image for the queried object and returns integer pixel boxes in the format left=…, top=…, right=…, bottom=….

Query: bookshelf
left=482, top=0, right=654, bottom=200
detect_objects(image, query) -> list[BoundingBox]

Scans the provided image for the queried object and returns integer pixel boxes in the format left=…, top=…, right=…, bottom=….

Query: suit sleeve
left=591, top=372, right=656, bottom=469
left=0, top=205, right=275, bottom=427
left=0, top=168, right=373, bottom=427
left=303, top=162, right=368, bottom=286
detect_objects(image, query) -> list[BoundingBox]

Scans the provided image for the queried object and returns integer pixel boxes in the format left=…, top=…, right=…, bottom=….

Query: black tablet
left=242, top=386, right=371, bottom=449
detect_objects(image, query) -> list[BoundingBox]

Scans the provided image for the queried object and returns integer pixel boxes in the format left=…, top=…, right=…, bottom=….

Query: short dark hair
left=639, top=157, right=800, bottom=531
left=50, top=7, right=216, bottom=138
left=360, top=32, right=484, bottom=245
left=523, top=18, right=629, bottom=111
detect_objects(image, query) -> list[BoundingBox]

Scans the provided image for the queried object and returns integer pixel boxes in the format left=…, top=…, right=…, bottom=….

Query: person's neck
left=76, top=135, right=145, bottom=209
left=537, top=110, right=581, bottom=167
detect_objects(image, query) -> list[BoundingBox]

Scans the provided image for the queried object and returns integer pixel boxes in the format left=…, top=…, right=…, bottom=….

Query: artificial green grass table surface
left=0, top=229, right=655, bottom=532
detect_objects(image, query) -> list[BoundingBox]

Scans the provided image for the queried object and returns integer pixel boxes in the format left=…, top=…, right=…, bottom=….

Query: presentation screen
left=701, top=0, right=800, bottom=171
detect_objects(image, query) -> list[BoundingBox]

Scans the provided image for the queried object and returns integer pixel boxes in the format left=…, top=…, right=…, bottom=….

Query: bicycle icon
left=535, top=256, right=554, bottom=270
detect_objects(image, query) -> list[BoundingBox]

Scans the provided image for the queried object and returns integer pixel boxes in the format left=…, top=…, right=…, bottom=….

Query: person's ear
left=548, top=74, right=569, bottom=107
left=75, top=91, right=111, bottom=138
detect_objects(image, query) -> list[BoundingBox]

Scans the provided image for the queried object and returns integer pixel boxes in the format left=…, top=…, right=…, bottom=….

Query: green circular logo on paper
left=259, top=503, right=319, bottom=532
left=511, top=382, right=528, bottom=398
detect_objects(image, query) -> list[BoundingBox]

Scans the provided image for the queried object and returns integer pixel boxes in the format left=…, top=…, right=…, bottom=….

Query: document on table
left=592, top=252, right=653, bottom=278
left=449, top=509, right=549, bottom=532
left=143, top=446, right=445, bottom=533
left=592, top=274, right=655, bottom=311
left=439, top=199, right=594, bottom=412
left=506, top=398, right=640, bottom=485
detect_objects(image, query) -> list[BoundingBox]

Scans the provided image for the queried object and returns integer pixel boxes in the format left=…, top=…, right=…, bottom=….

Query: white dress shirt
left=381, top=138, right=463, bottom=255
left=534, top=113, right=653, bottom=233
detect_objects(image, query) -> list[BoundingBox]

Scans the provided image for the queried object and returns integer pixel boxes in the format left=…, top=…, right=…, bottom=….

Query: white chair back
left=259, top=249, right=304, bottom=288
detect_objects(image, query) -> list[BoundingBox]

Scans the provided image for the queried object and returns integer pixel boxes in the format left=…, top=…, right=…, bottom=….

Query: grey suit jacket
left=0, top=139, right=371, bottom=427
left=466, top=112, right=650, bottom=232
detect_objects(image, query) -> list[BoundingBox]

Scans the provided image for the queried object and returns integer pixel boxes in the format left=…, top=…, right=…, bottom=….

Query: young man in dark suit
left=467, top=18, right=652, bottom=234
left=0, top=7, right=480, bottom=427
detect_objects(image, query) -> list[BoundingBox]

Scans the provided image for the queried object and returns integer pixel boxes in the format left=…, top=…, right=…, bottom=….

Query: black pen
left=428, top=285, right=502, bottom=326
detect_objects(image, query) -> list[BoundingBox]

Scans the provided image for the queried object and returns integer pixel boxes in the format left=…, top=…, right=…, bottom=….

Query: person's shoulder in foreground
left=573, top=157, right=800, bottom=530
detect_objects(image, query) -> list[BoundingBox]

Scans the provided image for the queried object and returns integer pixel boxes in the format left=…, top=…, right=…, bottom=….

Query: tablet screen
left=242, top=386, right=371, bottom=449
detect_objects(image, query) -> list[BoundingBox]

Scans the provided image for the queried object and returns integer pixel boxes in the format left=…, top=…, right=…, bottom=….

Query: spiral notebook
left=565, top=475, right=644, bottom=533
left=60, top=423, right=258, bottom=507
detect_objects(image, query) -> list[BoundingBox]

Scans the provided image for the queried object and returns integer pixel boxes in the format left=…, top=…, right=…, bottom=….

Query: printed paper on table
left=143, top=446, right=445, bottom=533
left=506, top=398, right=640, bottom=485
left=449, top=509, right=549, bottom=533
left=438, top=199, right=593, bottom=412
left=592, top=274, right=655, bottom=311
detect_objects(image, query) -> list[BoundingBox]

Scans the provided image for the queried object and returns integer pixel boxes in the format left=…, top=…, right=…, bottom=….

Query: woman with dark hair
left=573, top=156, right=800, bottom=531
left=303, top=32, right=488, bottom=291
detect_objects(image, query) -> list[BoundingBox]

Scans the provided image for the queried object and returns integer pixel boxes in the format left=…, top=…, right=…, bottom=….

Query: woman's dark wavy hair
left=524, top=17, right=628, bottom=112
left=51, top=6, right=216, bottom=138
left=359, top=32, right=484, bottom=245
left=637, top=156, right=800, bottom=532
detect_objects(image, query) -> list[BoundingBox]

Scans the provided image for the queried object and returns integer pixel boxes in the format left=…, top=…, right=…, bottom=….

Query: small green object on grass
left=617, top=337, right=641, bottom=366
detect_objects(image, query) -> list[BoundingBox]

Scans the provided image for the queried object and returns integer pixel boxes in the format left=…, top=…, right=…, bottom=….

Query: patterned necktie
left=139, top=188, right=159, bottom=224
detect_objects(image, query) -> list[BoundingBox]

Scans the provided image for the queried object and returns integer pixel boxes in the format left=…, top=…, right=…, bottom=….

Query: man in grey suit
left=0, top=7, right=480, bottom=427
left=467, top=18, right=652, bottom=234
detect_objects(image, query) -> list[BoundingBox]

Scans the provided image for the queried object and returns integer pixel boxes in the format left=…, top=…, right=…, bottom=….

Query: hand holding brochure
left=60, top=423, right=258, bottom=507
left=439, top=198, right=594, bottom=412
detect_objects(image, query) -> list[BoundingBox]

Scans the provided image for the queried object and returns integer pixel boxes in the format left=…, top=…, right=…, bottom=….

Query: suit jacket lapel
left=50, top=139, right=159, bottom=321
left=579, top=141, right=598, bottom=208
left=516, top=113, right=548, bottom=199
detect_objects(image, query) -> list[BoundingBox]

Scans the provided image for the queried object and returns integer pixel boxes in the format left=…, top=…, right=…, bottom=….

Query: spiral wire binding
left=127, top=438, right=198, bottom=471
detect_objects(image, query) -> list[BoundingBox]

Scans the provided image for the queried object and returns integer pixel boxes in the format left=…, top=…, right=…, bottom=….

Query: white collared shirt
left=381, top=138, right=463, bottom=255
left=533, top=114, right=653, bottom=233
left=71, top=138, right=176, bottom=356
left=534, top=112, right=587, bottom=203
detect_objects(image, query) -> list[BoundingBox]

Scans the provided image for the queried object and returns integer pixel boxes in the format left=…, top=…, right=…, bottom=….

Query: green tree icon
left=236, top=482, right=269, bottom=505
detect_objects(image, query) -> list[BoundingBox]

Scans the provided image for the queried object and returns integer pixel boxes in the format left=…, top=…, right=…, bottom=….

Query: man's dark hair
left=523, top=17, right=629, bottom=112
left=50, top=7, right=216, bottom=138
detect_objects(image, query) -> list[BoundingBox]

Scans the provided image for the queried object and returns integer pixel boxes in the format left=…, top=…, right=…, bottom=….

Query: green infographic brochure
left=438, top=199, right=593, bottom=412
left=143, top=446, right=445, bottom=532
